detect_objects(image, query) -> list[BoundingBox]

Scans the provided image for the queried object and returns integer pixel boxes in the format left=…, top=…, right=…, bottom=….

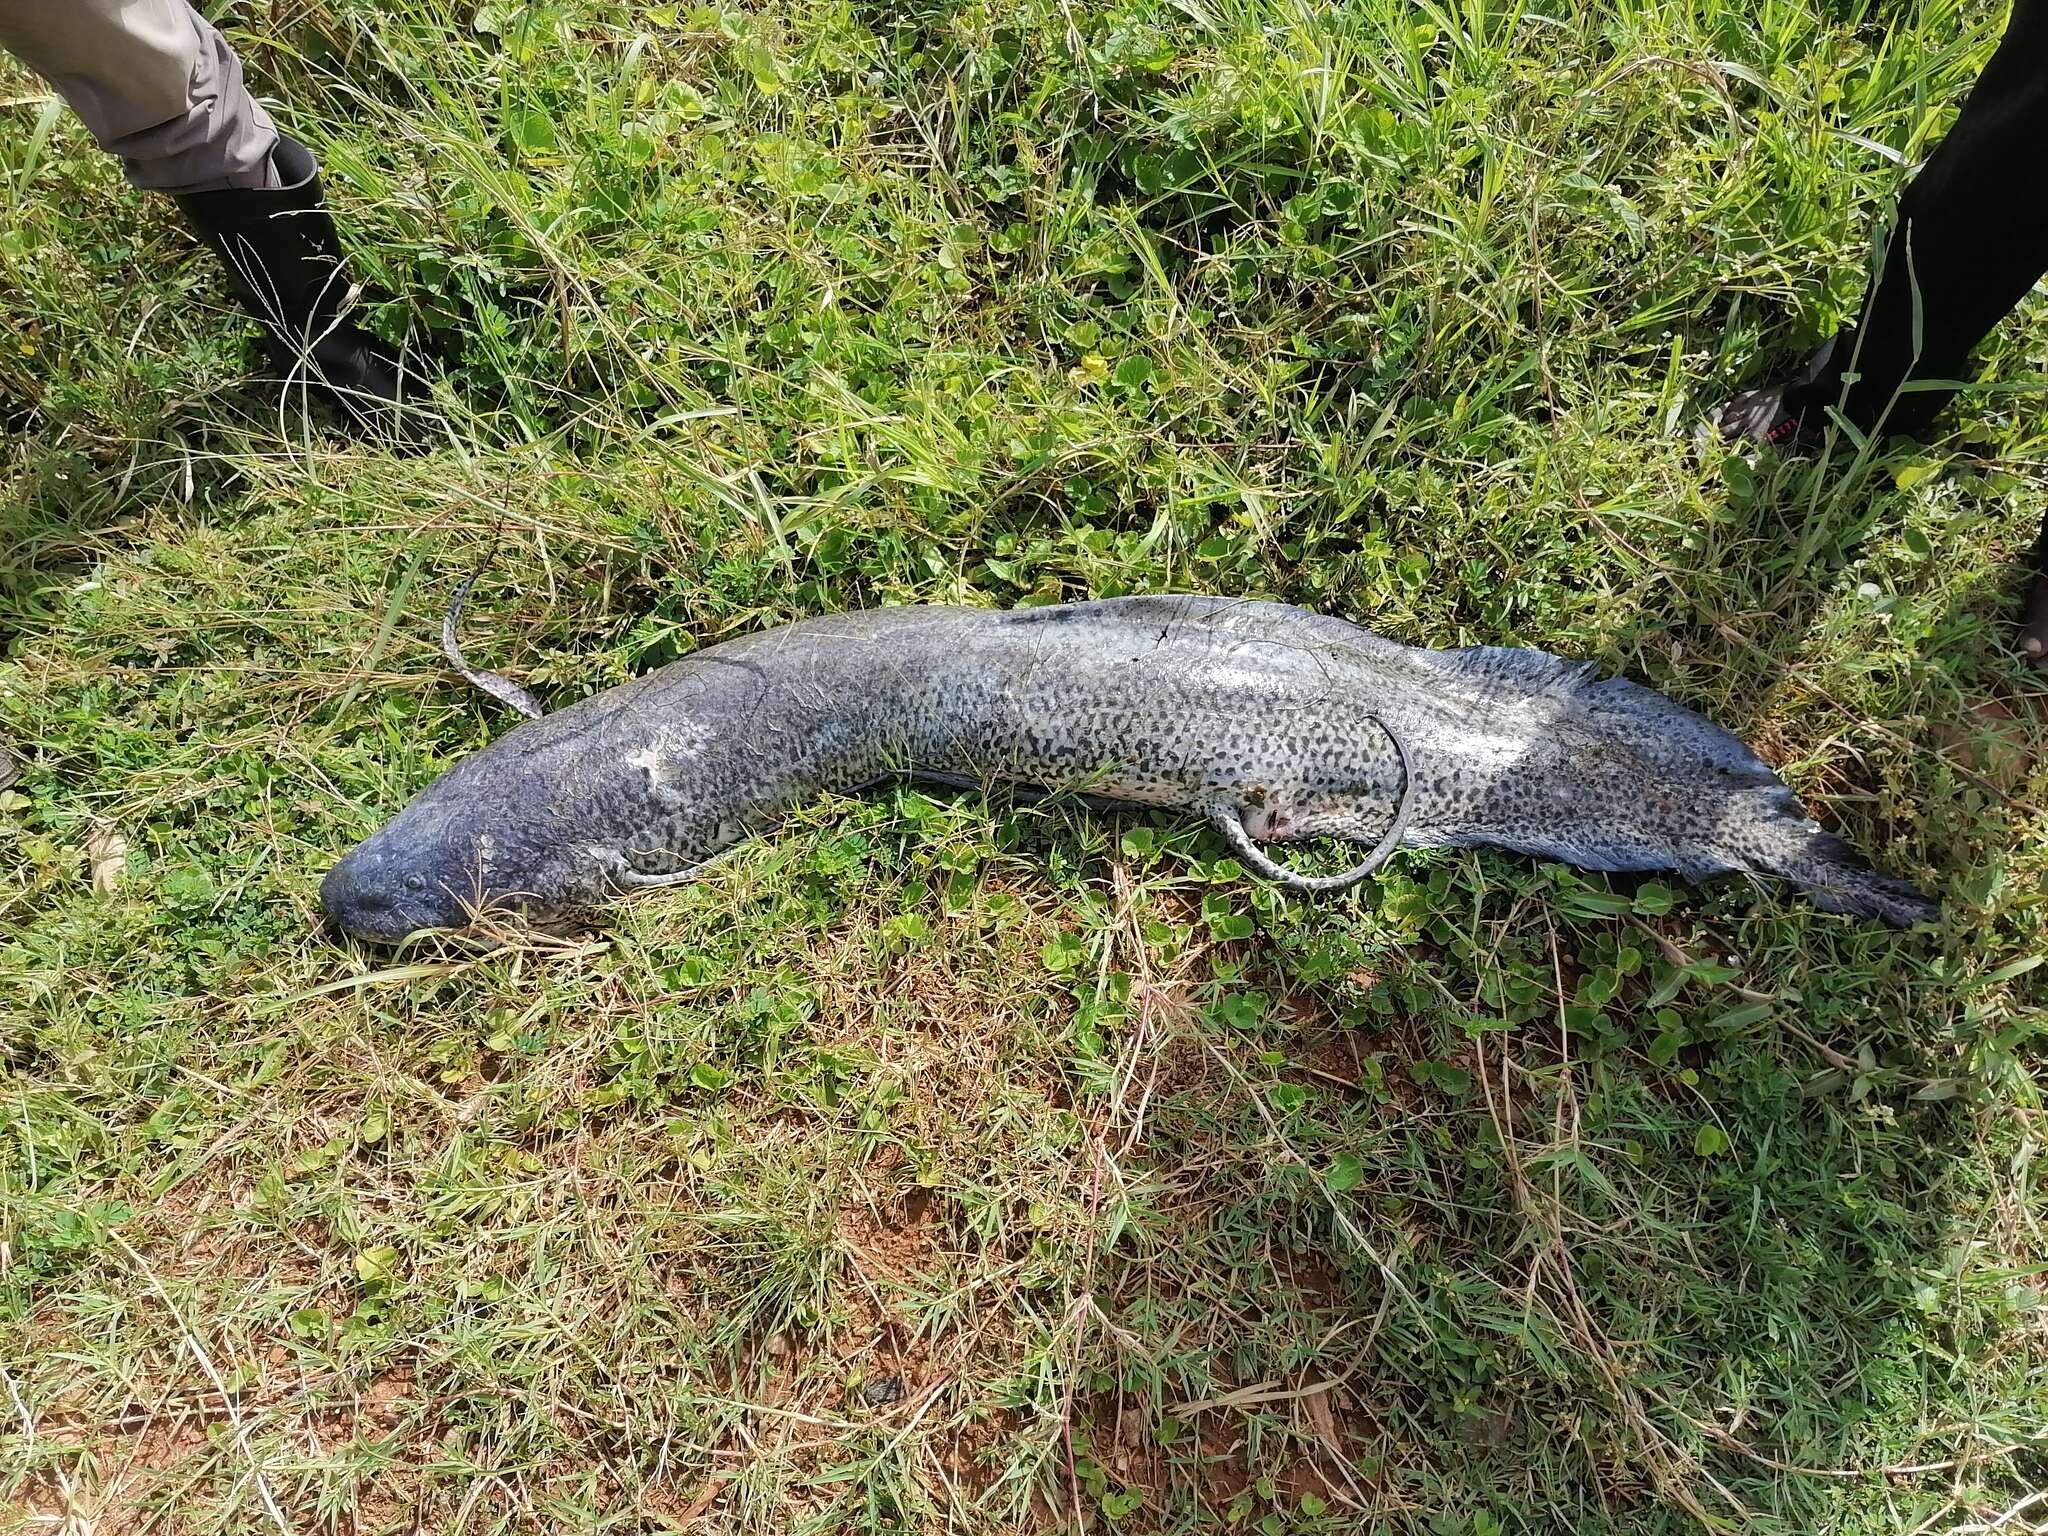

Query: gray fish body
left=319, top=595, right=1937, bottom=940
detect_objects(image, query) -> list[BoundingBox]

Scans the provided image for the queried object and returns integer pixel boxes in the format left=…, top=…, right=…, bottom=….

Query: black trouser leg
left=1816, top=0, right=2048, bottom=433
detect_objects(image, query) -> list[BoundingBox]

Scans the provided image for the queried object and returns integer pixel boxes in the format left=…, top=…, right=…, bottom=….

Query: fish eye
left=404, top=873, right=426, bottom=893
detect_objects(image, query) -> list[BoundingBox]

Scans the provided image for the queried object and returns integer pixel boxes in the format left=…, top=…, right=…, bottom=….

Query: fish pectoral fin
left=613, top=845, right=743, bottom=890
left=1204, top=712, right=1418, bottom=896
left=617, top=866, right=708, bottom=890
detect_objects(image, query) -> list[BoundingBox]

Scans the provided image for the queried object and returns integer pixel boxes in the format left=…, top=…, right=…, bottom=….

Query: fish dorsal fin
left=1432, top=644, right=1602, bottom=699
left=1436, top=643, right=1781, bottom=787
left=442, top=566, right=546, bottom=721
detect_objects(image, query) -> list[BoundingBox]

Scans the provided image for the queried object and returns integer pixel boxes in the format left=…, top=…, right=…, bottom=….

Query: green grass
left=2, top=0, right=2045, bottom=1530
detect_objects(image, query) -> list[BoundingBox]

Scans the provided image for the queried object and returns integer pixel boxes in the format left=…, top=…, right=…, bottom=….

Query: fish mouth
left=332, top=912, right=444, bottom=945
left=318, top=895, right=443, bottom=945
left=317, top=855, right=470, bottom=944
left=317, top=848, right=580, bottom=944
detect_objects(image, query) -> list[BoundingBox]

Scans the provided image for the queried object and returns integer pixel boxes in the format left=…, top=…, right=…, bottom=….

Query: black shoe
left=2021, top=514, right=2048, bottom=671
left=1711, top=380, right=1816, bottom=449
left=2021, top=574, right=2048, bottom=669
left=173, top=134, right=425, bottom=437
left=1708, top=335, right=1844, bottom=450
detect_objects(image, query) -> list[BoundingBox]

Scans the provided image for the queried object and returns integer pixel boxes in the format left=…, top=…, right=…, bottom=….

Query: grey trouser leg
left=0, top=0, right=279, bottom=193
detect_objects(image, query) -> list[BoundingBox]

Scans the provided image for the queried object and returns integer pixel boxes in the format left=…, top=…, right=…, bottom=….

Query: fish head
left=321, top=774, right=524, bottom=946
left=319, top=794, right=494, bottom=941
left=320, top=730, right=621, bottom=942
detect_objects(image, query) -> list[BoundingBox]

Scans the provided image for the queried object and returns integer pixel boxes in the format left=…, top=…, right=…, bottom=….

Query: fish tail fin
left=1748, top=818, right=1944, bottom=928
left=1427, top=648, right=1939, bottom=928
left=1588, top=673, right=1939, bottom=928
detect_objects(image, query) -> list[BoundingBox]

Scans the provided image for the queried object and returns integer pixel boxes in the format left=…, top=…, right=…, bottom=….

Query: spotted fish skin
left=317, top=595, right=1937, bottom=940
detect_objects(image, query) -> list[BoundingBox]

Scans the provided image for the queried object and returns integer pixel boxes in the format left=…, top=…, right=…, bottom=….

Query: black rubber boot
left=173, top=134, right=421, bottom=435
